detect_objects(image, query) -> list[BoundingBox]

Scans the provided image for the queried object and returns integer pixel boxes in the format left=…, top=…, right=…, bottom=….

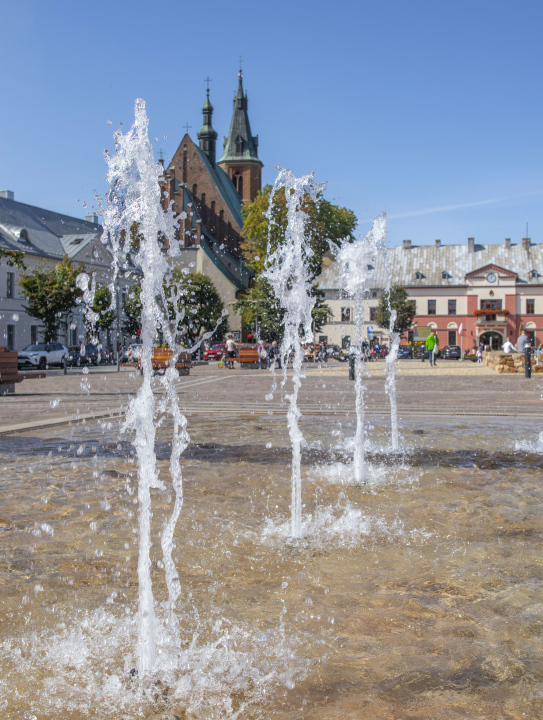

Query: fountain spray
left=336, top=214, right=387, bottom=482
left=101, top=99, right=185, bottom=674
left=263, top=168, right=325, bottom=539
left=381, top=227, right=400, bottom=451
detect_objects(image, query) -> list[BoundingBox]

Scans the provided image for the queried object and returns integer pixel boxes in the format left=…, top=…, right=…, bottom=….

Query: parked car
left=67, top=344, right=100, bottom=366
left=443, top=344, right=462, bottom=360
left=204, top=343, right=226, bottom=361
left=397, top=345, right=412, bottom=359
left=18, top=343, right=68, bottom=369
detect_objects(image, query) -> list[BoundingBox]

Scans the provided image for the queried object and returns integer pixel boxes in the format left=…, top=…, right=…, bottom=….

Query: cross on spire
left=204, top=76, right=212, bottom=91
left=238, top=56, right=243, bottom=73
left=183, top=122, right=192, bottom=134
left=158, top=149, right=164, bottom=160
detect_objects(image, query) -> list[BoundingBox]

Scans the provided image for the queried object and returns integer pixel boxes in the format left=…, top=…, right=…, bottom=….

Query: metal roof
left=218, top=72, right=262, bottom=166
left=317, top=241, right=543, bottom=289
left=0, top=196, right=101, bottom=260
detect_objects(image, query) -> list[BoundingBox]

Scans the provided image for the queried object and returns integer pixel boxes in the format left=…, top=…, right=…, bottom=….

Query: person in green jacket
left=425, top=330, right=439, bottom=366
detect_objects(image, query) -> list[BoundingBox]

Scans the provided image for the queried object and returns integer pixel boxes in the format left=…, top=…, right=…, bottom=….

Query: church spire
left=197, top=86, right=218, bottom=164
left=218, top=70, right=263, bottom=203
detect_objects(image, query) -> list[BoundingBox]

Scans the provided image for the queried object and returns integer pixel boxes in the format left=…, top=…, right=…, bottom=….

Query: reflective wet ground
left=1, top=411, right=543, bottom=719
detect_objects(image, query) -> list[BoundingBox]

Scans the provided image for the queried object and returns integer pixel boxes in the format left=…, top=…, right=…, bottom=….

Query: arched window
left=414, top=271, right=424, bottom=280
left=530, top=269, right=538, bottom=279
left=192, top=183, right=197, bottom=197
left=210, top=200, right=215, bottom=215
left=442, top=271, right=450, bottom=279
left=18, top=229, right=29, bottom=243
left=237, top=175, right=243, bottom=198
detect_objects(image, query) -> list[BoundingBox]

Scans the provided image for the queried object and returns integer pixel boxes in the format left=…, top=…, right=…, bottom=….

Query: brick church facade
left=159, top=71, right=263, bottom=334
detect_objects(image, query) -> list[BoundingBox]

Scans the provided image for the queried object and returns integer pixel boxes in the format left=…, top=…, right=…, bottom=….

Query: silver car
left=18, top=342, right=68, bottom=369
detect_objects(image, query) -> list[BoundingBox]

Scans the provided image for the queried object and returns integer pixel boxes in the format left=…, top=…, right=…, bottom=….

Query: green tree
left=0, top=248, right=26, bottom=270
left=234, top=278, right=331, bottom=341
left=375, top=285, right=417, bottom=336
left=165, top=271, right=228, bottom=343
left=89, top=284, right=116, bottom=333
left=241, top=185, right=357, bottom=280
left=19, top=257, right=84, bottom=342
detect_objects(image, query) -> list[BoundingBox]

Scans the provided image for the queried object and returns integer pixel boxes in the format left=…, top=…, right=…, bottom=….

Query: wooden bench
left=138, top=349, right=192, bottom=376
left=233, top=347, right=260, bottom=369
left=0, top=352, right=46, bottom=395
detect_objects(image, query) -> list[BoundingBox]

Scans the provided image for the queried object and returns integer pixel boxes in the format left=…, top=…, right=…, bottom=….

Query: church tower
left=218, top=71, right=263, bottom=203
left=197, top=88, right=218, bottom=163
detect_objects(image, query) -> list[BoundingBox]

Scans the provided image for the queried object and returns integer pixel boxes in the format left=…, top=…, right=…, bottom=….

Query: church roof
left=317, top=240, right=543, bottom=289
left=0, top=196, right=102, bottom=260
left=193, top=145, right=244, bottom=228
left=218, top=71, right=262, bottom=166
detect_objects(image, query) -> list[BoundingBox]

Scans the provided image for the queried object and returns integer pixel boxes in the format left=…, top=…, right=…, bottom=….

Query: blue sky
left=1, top=0, right=542, bottom=247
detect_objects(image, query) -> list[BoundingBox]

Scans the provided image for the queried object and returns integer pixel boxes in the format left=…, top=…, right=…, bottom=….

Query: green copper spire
left=197, top=88, right=218, bottom=164
left=218, top=71, right=262, bottom=166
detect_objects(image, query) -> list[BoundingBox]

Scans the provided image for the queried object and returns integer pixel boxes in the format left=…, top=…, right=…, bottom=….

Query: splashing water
left=100, top=99, right=185, bottom=675
left=263, top=168, right=326, bottom=539
left=334, top=214, right=387, bottom=482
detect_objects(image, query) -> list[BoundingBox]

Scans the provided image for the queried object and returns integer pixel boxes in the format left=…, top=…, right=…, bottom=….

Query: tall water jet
left=335, top=214, right=387, bottom=482
left=382, top=228, right=400, bottom=451
left=263, top=168, right=325, bottom=539
left=101, top=99, right=185, bottom=674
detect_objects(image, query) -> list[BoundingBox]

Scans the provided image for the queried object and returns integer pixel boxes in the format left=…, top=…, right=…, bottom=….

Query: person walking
left=257, top=340, right=269, bottom=369
left=425, top=330, right=439, bottom=367
left=225, top=334, right=237, bottom=369
left=502, top=337, right=517, bottom=353
left=517, top=329, right=530, bottom=353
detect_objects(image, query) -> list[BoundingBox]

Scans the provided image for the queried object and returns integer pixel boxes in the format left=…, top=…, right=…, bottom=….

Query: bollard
left=525, top=347, right=532, bottom=379
left=349, top=354, right=355, bottom=380
left=63, top=355, right=67, bottom=375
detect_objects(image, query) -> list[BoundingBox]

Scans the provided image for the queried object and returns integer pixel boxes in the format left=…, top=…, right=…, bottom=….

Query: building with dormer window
left=316, top=236, right=543, bottom=351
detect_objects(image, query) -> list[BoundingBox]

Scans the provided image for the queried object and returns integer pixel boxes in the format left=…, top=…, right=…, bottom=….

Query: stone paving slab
left=0, top=360, right=540, bottom=434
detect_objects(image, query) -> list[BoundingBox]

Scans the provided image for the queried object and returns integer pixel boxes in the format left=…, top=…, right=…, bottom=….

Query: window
left=31, top=325, right=38, bottom=344
left=192, top=184, right=197, bottom=197
left=448, top=330, right=456, bottom=345
left=442, top=271, right=450, bottom=280
left=530, top=270, right=538, bottom=279
left=415, top=271, right=424, bottom=280
left=7, top=324, right=14, bottom=350
left=448, top=300, right=456, bottom=315
left=341, top=335, right=351, bottom=349
left=372, top=291, right=377, bottom=298
left=341, top=307, right=351, bottom=322
left=369, top=307, right=378, bottom=322
left=210, top=200, right=216, bottom=215
left=69, top=327, right=77, bottom=346
left=7, top=272, right=14, bottom=298
left=428, top=299, right=436, bottom=315
left=526, top=299, right=535, bottom=314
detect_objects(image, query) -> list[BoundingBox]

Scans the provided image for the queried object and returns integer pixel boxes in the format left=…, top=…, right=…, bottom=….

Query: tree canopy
left=124, top=272, right=228, bottom=344
left=0, top=248, right=26, bottom=270
left=90, top=285, right=116, bottom=333
left=240, top=185, right=357, bottom=280
left=375, top=285, right=417, bottom=336
left=234, top=277, right=331, bottom=342
left=166, top=271, right=229, bottom=344
left=19, top=257, right=84, bottom=342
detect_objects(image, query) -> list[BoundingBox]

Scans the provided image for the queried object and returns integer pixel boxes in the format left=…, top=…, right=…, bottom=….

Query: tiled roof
left=317, top=241, right=543, bottom=289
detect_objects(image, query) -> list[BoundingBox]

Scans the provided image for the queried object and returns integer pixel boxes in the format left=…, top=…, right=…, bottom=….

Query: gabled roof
left=466, top=263, right=517, bottom=279
left=218, top=72, right=262, bottom=167
left=317, top=240, right=543, bottom=289
left=0, top=196, right=101, bottom=260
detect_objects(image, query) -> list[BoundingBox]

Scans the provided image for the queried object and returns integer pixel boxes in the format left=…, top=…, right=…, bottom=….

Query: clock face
left=486, top=272, right=496, bottom=283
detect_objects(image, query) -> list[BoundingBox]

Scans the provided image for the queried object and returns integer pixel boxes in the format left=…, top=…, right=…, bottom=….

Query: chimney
left=468, top=237, right=475, bottom=253
left=85, top=214, right=99, bottom=224
left=0, top=190, right=14, bottom=200
left=435, top=239, right=441, bottom=247
left=403, top=239, right=411, bottom=250
left=522, top=237, right=531, bottom=248
left=505, top=238, right=511, bottom=248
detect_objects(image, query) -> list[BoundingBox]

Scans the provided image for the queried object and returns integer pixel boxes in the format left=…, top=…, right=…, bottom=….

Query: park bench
left=0, top=352, right=46, bottom=395
left=233, top=346, right=260, bottom=369
left=138, top=348, right=192, bottom=376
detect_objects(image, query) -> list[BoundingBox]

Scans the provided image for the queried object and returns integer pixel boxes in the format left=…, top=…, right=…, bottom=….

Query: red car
left=204, top=343, right=226, bottom=361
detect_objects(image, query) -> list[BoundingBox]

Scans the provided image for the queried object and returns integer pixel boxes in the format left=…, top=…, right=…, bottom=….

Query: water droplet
left=266, top=442, right=272, bottom=449
left=11, top=313, right=19, bottom=322
left=107, top=120, right=112, bottom=125
left=76, top=444, right=85, bottom=456
left=90, top=521, right=97, bottom=531
left=50, top=398, right=60, bottom=408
